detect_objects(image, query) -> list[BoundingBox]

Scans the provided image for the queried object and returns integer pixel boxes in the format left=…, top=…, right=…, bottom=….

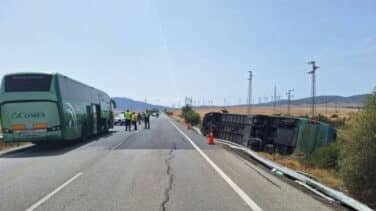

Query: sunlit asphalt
left=0, top=114, right=337, bottom=211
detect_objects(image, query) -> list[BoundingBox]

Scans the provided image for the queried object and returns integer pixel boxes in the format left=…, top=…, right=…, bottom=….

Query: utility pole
left=273, top=86, right=277, bottom=112
left=247, top=71, right=253, bottom=115
left=308, top=61, right=319, bottom=118
left=286, top=89, right=294, bottom=115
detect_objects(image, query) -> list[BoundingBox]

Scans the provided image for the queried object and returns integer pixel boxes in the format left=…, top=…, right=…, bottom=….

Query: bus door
left=95, top=104, right=102, bottom=132
left=86, top=106, right=93, bottom=136
left=91, top=104, right=98, bottom=135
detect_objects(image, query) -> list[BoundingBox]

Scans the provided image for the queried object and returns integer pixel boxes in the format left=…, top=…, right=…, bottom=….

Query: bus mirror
left=110, top=99, right=117, bottom=109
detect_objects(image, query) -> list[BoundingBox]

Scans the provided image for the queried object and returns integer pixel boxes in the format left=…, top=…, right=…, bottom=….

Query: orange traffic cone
left=208, top=129, right=215, bottom=145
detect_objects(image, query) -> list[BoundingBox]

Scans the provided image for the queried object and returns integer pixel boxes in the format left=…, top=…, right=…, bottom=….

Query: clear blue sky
left=0, top=0, right=375, bottom=106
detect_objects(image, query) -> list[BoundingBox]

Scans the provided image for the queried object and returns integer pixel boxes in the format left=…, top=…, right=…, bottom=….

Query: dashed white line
left=25, top=172, right=83, bottom=211
left=167, top=118, right=263, bottom=211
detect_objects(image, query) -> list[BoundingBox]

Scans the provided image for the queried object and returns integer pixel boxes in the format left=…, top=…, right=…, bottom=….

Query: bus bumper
left=2, top=130, right=62, bottom=143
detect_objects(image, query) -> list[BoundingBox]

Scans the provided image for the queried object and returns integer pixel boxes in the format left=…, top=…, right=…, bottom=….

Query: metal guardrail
left=215, top=139, right=373, bottom=211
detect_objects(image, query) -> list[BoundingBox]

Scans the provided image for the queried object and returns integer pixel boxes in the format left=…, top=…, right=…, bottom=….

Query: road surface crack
left=161, top=147, right=175, bottom=211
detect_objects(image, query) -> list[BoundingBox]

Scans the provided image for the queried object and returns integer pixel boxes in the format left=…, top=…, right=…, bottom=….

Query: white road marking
left=167, top=118, right=263, bottom=211
left=25, top=172, right=83, bottom=211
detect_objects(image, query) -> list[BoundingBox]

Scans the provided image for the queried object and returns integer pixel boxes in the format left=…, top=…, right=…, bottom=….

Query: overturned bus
left=201, top=112, right=336, bottom=154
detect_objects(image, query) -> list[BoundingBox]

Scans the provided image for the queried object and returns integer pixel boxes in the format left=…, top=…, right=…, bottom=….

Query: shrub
left=340, top=90, right=376, bottom=205
left=313, top=113, right=346, bottom=128
left=183, top=110, right=201, bottom=126
left=331, top=114, right=339, bottom=119
left=299, top=114, right=310, bottom=119
left=299, top=142, right=339, bottom=169
left=181, top=105, right=192, bottom=114
left=180, top=104, right=201, bottom=126
left=165, top=111, right=173, bottom=116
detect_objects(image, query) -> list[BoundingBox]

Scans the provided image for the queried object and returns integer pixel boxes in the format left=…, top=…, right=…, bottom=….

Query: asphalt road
left=0, top=114, right=338, bottom=211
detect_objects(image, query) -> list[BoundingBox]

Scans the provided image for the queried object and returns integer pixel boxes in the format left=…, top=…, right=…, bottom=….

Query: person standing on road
left=131, top=112, right=138, bottom=131
left=144, top=110, right=150, bottom=129
left=124, top=109, right=132, bottom=131
left=137, top=112, right=142, bottom=125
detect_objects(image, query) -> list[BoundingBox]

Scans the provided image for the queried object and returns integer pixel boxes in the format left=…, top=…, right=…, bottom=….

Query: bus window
left=5, top=74, right=52, bottom=92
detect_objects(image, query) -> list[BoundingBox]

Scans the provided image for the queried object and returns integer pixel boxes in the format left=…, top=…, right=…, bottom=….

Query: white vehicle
left=114, top=113, right=125, bottom=125
left=151, top=112, right=159, bottom=117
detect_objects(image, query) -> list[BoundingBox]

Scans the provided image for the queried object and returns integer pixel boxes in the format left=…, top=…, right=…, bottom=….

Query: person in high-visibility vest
left=144, top=110, right=150, bottom=129
left=124, top=110, right=132, bottom=131
left=131, top=112, right=138, bottom=131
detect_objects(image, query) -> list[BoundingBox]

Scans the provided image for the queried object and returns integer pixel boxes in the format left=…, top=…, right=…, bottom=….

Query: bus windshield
left=4, top=74, right=52, bottom=92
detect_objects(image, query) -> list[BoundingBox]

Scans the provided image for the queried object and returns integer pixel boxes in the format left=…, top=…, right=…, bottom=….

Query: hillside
left=256, top=94, right=369, bottom=107
left=112, top=97, right=167, bottom=111
left=113, top=94, right=369, bottom=111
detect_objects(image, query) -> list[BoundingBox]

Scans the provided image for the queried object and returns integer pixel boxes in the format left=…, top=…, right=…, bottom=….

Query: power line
left=274, top=85, right=277, bottom=112
left=247, top=71, right=253, bottom=115
left=286, top=89, right=294, bottom=115
left=308, top=61, right=319, bottom=118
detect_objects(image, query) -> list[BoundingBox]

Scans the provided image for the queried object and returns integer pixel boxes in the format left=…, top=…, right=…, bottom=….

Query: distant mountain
left=113, top=94, right=369, bottom=111
left=112, top=97, right=168, bottom=111
left=255, top=94, right=370, bottom=107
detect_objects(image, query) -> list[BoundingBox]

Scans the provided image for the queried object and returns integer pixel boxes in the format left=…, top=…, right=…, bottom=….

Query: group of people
left=123, top=110, right=151, bottom=131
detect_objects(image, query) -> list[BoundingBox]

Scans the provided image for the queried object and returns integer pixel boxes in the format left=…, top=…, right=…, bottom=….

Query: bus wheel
left=81, top=125, right=88, bottom=142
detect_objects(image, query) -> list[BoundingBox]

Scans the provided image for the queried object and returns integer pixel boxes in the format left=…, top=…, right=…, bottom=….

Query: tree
left=181, top=104, right=201, bottom=126
left=340, top=89, right=376, bottom=206
left=181, top=104, right=192, bottom=114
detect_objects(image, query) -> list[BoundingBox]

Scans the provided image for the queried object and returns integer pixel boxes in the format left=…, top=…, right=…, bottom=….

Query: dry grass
left=0, top=142, right=25, bottom=151
left=173, top=105, right=359, bottom=120
left=257, top=152, right=345, bottom=191
left=170, top=112, right=184, bottom=123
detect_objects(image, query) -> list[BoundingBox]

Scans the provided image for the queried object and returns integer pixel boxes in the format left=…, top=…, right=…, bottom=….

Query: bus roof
left=2, top=72, right=110, bottom=98
left=2, top=72, right=55, bottom=77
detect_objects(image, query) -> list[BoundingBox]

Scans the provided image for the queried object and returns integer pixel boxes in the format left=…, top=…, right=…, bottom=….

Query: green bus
left=0, top=72, right=115, bottom=143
